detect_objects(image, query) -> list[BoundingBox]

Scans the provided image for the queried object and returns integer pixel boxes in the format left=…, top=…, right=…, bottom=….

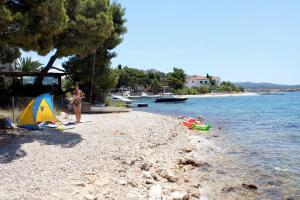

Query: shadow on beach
left=0, top=129, right=82, bottom=164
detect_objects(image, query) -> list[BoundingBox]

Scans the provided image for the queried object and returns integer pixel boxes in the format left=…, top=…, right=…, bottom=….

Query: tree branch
left=51, top=66, right=66, bottom=73
left=35, top=50, right=59, bottom=86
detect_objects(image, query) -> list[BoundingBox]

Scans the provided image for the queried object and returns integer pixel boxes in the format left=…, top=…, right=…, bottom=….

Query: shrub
left=105, top=97, right=113, bottom=106
left=198, top=85, right=211, bottom=94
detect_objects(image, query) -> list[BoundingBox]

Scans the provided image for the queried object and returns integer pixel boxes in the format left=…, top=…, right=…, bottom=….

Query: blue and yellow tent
left=18, top=94, right=57, bottom=129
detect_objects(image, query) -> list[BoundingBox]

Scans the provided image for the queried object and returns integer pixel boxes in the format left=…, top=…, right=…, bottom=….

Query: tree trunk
left=90, top=53, right=97, bottom=104
left=34, top=51, right=59, bottom=86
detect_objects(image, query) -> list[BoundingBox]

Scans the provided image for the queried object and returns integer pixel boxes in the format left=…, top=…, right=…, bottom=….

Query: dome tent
left=18, top=94, right=57, bottom=129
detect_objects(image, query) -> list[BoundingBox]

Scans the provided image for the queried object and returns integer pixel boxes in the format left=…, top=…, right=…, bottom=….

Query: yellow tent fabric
left=36, top=99, right=56, bottom=123
left=18, top=99, right=35, bottom=126
left=18, top=94, right=57, bottom=129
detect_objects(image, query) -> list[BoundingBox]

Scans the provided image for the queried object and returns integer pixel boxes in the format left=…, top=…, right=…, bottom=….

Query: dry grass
left=0, top=109, right=21, bottom=121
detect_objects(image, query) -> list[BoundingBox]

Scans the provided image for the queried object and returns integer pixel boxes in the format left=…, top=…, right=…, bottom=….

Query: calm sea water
left=134, top=92, right=300, bottom=199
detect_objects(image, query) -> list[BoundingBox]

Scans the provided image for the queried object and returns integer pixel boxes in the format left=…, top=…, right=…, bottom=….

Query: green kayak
left=192, top=123, right=212, bottom=131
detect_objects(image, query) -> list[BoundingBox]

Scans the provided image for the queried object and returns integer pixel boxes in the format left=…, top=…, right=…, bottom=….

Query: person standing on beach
left=73, top=84, right=84, bottom=123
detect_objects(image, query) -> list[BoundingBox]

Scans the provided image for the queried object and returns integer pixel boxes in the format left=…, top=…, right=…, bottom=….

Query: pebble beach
left=0, top=111, right=259, bottom=200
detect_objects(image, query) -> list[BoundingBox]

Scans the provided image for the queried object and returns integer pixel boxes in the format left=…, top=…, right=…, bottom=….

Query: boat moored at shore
left=155, top=93, right=189, bottom=103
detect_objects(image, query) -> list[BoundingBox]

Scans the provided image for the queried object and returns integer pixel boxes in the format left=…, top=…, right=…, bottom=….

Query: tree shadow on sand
left=0, top=129, right=82, bottom=164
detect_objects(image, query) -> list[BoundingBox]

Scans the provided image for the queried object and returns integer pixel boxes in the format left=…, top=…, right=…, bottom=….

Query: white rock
left=84, top=194, right=97, bottom=200
left=148, top=184, right=162, bottom=200
left=118, top=179, right=127, bottom=185
left=143, top=171, right=152, bottom=179
left=74, top=182, right=86, bottom=187
left=171, top=191, right=188, bottom=200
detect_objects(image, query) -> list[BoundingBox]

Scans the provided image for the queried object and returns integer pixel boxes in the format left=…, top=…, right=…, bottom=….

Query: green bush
left=173, top=81, right=244, bottom=95
left=105, top=97, right=126, bottom=107
left=198, top=85, right=211, bottom=94
left=105, top=97, right=113, bottom=106
left=113, top=101, right=126, bottom=107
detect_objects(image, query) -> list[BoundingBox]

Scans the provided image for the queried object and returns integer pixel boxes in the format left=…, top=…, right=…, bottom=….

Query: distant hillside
left=234, top=82, right=300, bottom=89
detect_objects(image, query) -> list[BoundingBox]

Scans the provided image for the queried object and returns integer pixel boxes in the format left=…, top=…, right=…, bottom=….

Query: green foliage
left=239, top=87, right=245, bottom=92
left=166, top=76, right=184, bottom=90
left=0, top=45, right=20, bottom=64
left=174, top=82, right=243, bottom=95
left=176, top=87, right=197, bottom=95
left=63, top=53, right=119, bottom=102
left=114, top=67, right=187, bottom=92
left=113, top=66, right=243, bottom=95
left=62, top=78, right=75, bottom=93
left=105, top=97, right=113, bottom=106
left=166, top=68, right=186, bottom=90
left=115, top=66, right=152, bottom=91
left=198, top=85, right=211, bottom=94
left=63, top=2, right=126, bottom=102
left=175, top=86, right=210, bottom=95
left=1, top=0, right=121, bottom=84
left=113, top=101, right=126, bottom=107
left=0, top=0, right=69, bottom=55
left=16, top=57, right=43, bottom=72
left=219, top=81, right=241, bottom=93
left=104, top=97, right=125, bottom=107
left=150, top=79, right=162, bottom=94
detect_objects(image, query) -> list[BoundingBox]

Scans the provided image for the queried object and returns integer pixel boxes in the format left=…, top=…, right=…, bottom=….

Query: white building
left=186, top=75, right=221, bottom=88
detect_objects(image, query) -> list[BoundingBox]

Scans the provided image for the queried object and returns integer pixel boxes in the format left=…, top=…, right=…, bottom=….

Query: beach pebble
left=151, top=172, right=158, bottom=181
left=128, top=180, right=138, bottom=187
left=130, top=160, right=136, bottom=166
left=141, top=163, right=150, bottom=171
left=0, top=111, right=256, bottom=199
left=118, top=179, right=127, bottom=185
left=286, top=197, right=295, bottom=200
left=74, top=182, right=86, bottom=187
left=156, top=169, right=178, bottom=183
left=216, top=169, right=226, bottom=174
left=180, top=147, right=193, bottom=153
left=171, top=191, right=189, bottom=200
left=191, top=191, right=200, bottom=198
left=222, top=186, right=239, bottom=193
left=242, top=184, right=258, bottom=190
left=145, top=179, right=154, bottom=185
left=84, top=194, right=97, bottom=200
left=148, top=184, right=162, bottom=200
left=177, top=158, right=211, bottom=168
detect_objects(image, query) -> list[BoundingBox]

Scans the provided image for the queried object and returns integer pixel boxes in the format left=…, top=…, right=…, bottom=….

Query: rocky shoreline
left=0, top=111, right=258, bottom=199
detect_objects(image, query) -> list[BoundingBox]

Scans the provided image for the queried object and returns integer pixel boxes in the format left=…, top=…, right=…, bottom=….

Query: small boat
left=183, top=118, right=201, bottom=128
left=191, top=123, right=212, bottom=131
left=155, top=93, right=188, bottom=103
left=112, top=95, right=132, bottom=104
left=127, top=103, right=148, bottom=108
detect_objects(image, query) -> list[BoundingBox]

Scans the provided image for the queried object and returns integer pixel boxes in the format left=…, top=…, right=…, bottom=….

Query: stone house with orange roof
left=186, top=75, right=221, bottom=88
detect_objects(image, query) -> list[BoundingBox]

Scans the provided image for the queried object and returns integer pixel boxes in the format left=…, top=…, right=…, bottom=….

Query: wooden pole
left=90, top=53, right=96, bottom=103
left=12, top=96, right=15, bottom=123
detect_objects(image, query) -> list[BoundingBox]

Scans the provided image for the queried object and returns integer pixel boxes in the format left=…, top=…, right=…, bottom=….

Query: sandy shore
left=0, top=112, right=258, bottom=200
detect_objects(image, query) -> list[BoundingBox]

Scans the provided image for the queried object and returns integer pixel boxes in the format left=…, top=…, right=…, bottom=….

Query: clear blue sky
left=22, top=0, right=300, bottom=85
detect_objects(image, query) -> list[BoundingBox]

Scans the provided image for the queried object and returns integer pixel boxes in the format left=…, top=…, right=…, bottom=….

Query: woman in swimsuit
left=73, top=84, right=84, bottom=123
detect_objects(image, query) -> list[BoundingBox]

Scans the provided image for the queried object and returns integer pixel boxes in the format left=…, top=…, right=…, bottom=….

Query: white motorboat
left=155, top=93, right=188, bottom=103
left=112, top=95, right=132, bottom=104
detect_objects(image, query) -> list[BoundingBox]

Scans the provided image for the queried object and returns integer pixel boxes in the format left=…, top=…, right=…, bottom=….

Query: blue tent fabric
left=18, top=93, right=57, bottom=130
left=32, top=94, right=54, bottom=123
left=44, top=94, right=55, bottom=114
left=33, top=95, right=43, bottom=124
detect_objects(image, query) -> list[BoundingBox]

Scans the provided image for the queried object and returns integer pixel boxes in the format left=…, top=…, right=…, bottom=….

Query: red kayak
left=182, top=118, right=201, bottom=128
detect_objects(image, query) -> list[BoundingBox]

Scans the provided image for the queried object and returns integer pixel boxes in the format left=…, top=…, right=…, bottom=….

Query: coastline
left=183, top=92, right=258, bottom=98
left=128, top=92, right=258, bottom=99
left=0, top=111, right=257, bottom=199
